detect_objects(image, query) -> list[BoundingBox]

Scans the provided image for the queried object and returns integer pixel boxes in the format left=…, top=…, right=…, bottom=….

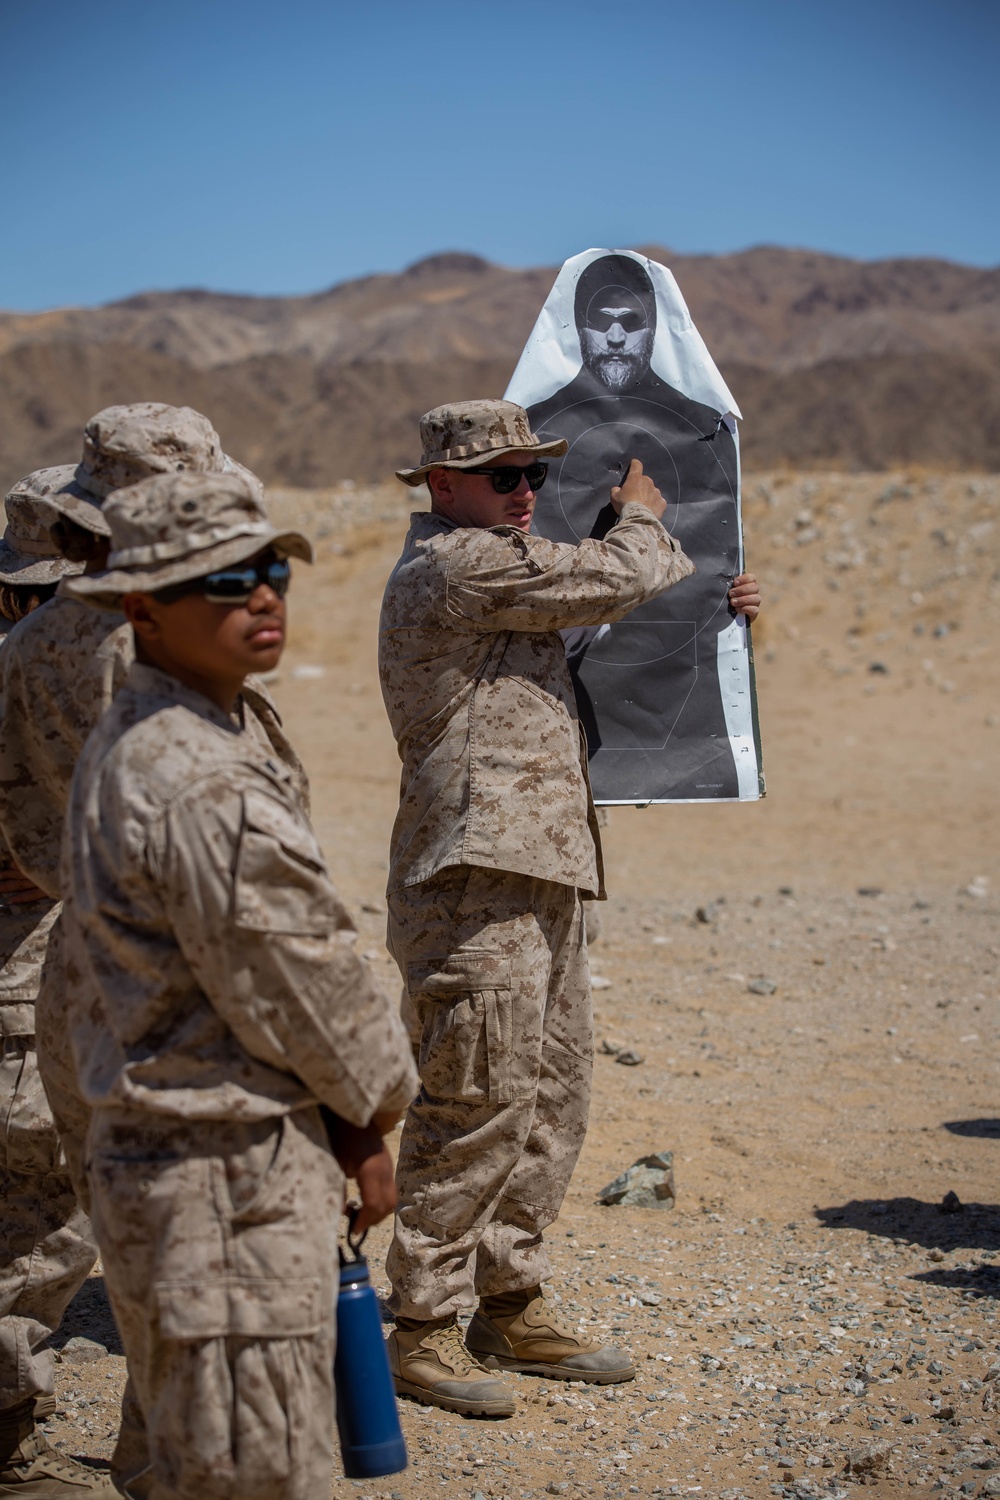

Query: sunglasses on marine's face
left=462, top=462, right=549, bottom=494
left=153, top=554, right=291, bottom=606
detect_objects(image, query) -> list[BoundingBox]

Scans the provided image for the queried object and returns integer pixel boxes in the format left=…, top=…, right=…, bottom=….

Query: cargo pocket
left=407, top=952, right=514, bottom=1105
left=1, top=1037, right=62, bottom=1175
left=155, top=1277, right=323, bottom=1341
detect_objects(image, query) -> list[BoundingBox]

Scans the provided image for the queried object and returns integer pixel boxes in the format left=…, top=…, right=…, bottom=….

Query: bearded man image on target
left=508, top=250, right=763, bottom=804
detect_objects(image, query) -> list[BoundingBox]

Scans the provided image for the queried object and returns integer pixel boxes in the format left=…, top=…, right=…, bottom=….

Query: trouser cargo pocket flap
left=156, top=1277, right=323, bottom=1340
left=407, top=953, right=515, bottom=1105
left=407, top=953, right=511, bottom=996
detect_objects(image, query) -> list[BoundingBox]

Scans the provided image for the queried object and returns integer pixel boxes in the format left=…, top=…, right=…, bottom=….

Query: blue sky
left=2, top=0, right=996, bottom=311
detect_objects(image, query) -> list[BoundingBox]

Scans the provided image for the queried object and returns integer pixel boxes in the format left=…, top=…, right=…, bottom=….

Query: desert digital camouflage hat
left=75, top=402, right=263, bottom=500
left=0, top=477, right=86, bottom=585
left=395, top=399, right=568, bottom=486
left=63, top=470, right=312, bottom=611
left=11, top=464, right=112, bottom=538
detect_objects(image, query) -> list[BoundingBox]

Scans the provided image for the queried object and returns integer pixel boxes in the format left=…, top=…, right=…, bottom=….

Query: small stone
left=845, top=1439, right=890, bottom=1477
left=600, top=1038, right=623, bottom=1055
left=964, top=875, right=990, bottom=899
left=598, top=1151, right=676, bottom=1210
left=940, top=1190, right=963, bottom=1214
left=857, top=886, right=883, bottom=897
left=868, top=661, right=889, bottom=674
left=615, top=1049, right=644, bottom=1067
left=591, top=974, right=613, bottom=990
left=928, top=1247, right=946, bottom=1262
left=748, top=978, right=778, bottom=995
left=291, top=663, right=325, bottom=680
left=60, top=1336, right=108, bottom=1364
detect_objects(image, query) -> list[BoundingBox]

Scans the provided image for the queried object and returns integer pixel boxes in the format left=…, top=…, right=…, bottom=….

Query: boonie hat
left=12, top=464, right=111, bottom=538
left=63, top=471, right=311, bottom=611
left=0, top=475, right=88, bottom=584
left=75, top=403, right=262, bottom=501
left=395, top=399, right=567, bottom=487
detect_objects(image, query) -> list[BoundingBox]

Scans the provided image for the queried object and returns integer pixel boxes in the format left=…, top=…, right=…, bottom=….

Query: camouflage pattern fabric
left=62, top=470, right=309, bottom=610
left=75, top=402, right=227, bottom=499
left=0, top=903, right=97, bottom=1411
left=378, top=502, right=694, bottom=897
left=0, top=604, right=309, bottom=904
left=60, top=661, right=415, bottom=1497
left=0, top=596, right=132, bottom=898
left=88, top=1107, right=341, bottom=1500
left=395, top=397, right=568, bottom=485
left=386, top=865, right=592, bottom=1320
left=33, top=918, right=91, bottom=1209
left=61, top=660, right=416, bottom=1125
left=0, top=644, right=96, bottom=1415
left=0, top=1087, right=95, bottom=1410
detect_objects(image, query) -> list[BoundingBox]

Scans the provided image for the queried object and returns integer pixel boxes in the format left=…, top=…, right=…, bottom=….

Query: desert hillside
left=2, top=247, right=998, bottom=490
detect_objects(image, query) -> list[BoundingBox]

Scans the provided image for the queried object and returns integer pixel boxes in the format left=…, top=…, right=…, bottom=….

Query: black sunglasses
left=462, top=461, right=549, bottom=494
left=154, top=554, right=291, bottom=606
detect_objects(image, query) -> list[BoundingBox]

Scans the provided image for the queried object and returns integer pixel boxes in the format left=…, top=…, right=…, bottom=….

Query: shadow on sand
left=47, top=1274, right=125, bottom=1356
left=814, top=1195, right=1000, bottom=1255
left=942, top=1118, right=1000, bottom=1139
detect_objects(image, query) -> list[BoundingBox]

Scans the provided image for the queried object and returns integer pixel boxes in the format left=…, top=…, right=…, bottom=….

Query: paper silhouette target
left=506, top=249, right=764, bottom=804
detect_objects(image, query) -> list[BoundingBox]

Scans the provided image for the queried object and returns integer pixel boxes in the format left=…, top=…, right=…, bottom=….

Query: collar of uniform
left=409, top=510, right=456, bottom=536
left=409, top=511, right=525, bottom=539
left=126, top=660, right=253, bottom=735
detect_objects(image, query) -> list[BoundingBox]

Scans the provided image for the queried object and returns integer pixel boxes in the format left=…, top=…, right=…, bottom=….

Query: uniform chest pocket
left=407, top=952, right=516, bottom=1106
left=234, top=790, right=336, bottom=936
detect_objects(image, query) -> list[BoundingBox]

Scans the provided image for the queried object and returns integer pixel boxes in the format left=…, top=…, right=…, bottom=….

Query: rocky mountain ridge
left=2, top=246, right=998, bottom=488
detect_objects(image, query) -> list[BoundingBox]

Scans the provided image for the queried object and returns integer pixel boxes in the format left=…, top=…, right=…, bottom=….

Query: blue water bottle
left=334, top=1219, right=408, bottom=1480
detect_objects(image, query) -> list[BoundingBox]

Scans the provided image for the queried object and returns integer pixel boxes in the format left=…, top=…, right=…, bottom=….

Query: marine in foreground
left=58, top=470, right=417, bottom=1500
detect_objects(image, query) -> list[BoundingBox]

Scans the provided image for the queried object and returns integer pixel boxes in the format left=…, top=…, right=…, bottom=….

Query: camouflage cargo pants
left=387, top=866, right=593, bottom=1321
left=1, top=902, right=97, bottom=1414
left=36, top=914, right=150, bottom=1493
left=35, top=914, right=92, bottom=1210
left=86, top=1106, right=342, bottom=1500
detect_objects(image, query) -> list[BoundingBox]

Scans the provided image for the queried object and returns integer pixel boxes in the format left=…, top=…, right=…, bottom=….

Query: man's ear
left=427, top=468, right=456, bottom=516
left=122, top=592, right=160, bottom=642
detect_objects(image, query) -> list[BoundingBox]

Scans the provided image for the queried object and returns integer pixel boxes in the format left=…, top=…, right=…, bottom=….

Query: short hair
left=0, top=581, right=59, bottom=623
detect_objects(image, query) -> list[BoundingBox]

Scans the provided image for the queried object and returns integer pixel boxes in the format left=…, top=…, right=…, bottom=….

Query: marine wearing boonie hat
left=24, top=403, right=263, bottom=551
left=395, top=398, right=567, bottom=486
left=0, top=479, right=110, bottom=1497
left=75, top=402, right=262, bottom=499
left=62, top=469, right=312, bottom=611
left=0, top=476, right=87, bottom=586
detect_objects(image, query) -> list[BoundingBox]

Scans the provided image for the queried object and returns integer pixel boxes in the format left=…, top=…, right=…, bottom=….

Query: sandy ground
left=42, top=471, right=999, bottom=1499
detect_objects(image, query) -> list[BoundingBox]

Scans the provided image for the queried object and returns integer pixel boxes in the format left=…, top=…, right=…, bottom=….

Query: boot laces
left=536, top=1297, right=581, bottom=1341
left=428, top=1318, right=484, bottom=1373
left=3, top=1434, right=110, bottom=1484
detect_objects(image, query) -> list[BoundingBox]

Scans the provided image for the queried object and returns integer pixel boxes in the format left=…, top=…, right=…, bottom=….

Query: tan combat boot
left=466, top=1285, right=636, bottom=1383
left=0, top=1401, right=118, bottom=1497
left=388, top=1316, right=516, bottom=1417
